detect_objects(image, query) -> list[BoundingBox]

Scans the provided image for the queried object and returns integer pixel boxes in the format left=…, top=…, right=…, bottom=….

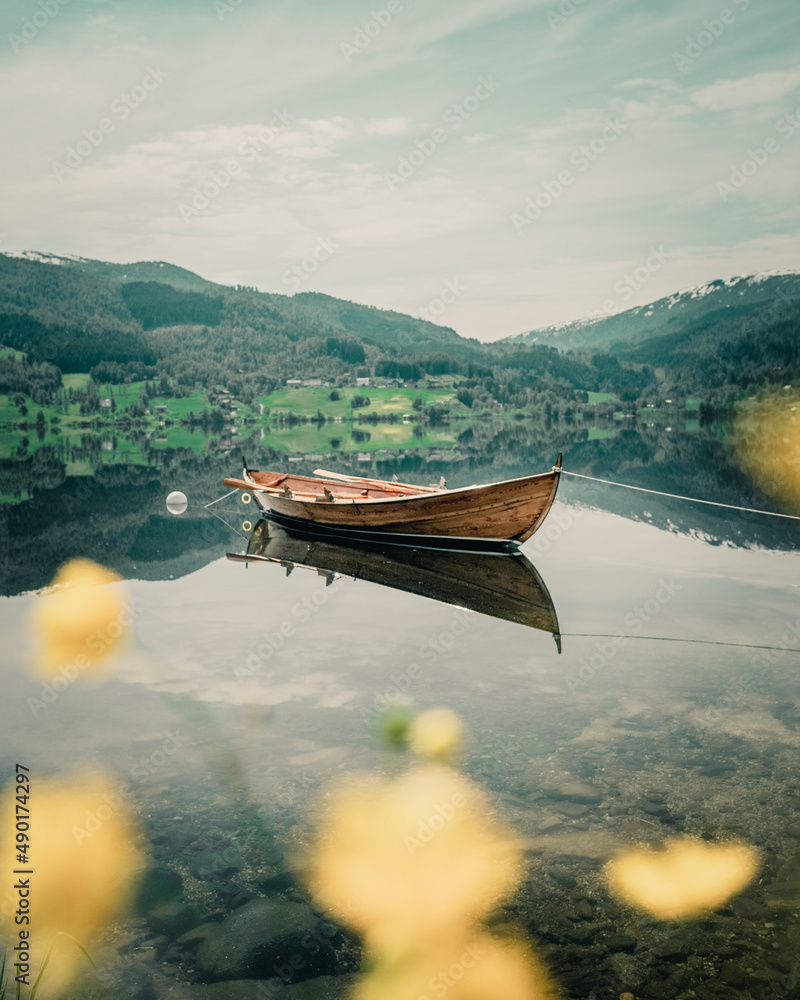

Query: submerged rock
left=545, top=866, right=577, bottom=889
left=553, top=781, right=603, bottom=804
left=604, top=933, right=637, bottom=954
left=188, top=844, right=243, bottom=881
left=154, top=975, right=357, bottom=1000
left=602, top=952, right=648, bottom=990
left=193, top=897, right=339, bottom=983
left=148, top=900, right=205, bottom=938
left=555, top=801, right=590, bottom=818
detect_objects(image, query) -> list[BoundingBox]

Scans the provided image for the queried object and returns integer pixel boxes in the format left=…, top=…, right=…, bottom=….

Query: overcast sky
left=1, top=0, right=799, bottom=339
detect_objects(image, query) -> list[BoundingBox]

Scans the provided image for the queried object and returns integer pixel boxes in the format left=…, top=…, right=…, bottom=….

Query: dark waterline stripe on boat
left=260, top=511, right=521, bottom=555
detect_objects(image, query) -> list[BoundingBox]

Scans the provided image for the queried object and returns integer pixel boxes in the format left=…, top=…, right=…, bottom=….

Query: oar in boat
left=223, top=477, right=326, bottom=500
left=312, top=468, right=440, bottom=494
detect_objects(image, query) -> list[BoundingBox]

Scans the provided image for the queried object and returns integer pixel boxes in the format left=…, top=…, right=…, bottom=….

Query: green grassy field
left=93, top=382, right=210, bottom=417
left=0, top=490, right=31, bottom=503
left=0, top=347, right=26, bottom=362
left=586, top=391, right=620, bottom=404
left=0, top=395, right=21, bottom=425
left=260, top=386, right=464, bottom=418
left=96, top=380, right=147, bottom=407
left=0, top=394, right=77, bottom=426
left=262, top=420, right=458, bottom=453
left=148, top=390, right=210, bottom=417
left=63, top=373, right=91, bottom=391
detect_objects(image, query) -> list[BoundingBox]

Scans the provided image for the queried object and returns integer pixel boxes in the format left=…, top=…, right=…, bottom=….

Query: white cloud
left=692, top=70, right=800, bottom=111
left=3, top=0, right=800, bottom=340
left=76, top=118, right=353, bottom=189
left=616, top=78, right=678, bottom=91
left=365, top=117, right=412, bottom=135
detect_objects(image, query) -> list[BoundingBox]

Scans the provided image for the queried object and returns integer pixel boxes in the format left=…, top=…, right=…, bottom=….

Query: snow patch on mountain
left=1, top=250, right=90, bottom=266
left=664, top=272, right=798, bottom=309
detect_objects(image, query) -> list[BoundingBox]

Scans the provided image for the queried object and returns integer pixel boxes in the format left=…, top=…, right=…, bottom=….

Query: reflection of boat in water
left=223, top=459, right=562, bottom=553
left=228, top=518, right=561, bottom=648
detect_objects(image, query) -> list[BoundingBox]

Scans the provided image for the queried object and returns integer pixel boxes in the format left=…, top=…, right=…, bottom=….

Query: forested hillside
left=0, top=252, right=652, bottom=409
left=504, top=272, right=800, bottom=397
left=1, top=252, right=796, bottom=412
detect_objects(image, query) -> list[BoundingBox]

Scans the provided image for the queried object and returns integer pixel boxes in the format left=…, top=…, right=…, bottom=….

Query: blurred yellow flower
left=351, top=933, right=559, bottom=1000
left=732, top=392, right=800, bottom=515
left=307, top=764, right=522, bottom=956
left=605, top=838, right=759, bottom=920
left=31, top=559, right=130, bottom=680
left=308, top=709, right=559, bottom=998
left=0, top=774, right=147, bottom=995
left=407, top=708, right=464, bottom=762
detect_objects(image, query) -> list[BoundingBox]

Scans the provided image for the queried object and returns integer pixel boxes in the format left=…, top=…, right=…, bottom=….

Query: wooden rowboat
left=224, top=455, right=562, bottom=553
left=227, top=518, right=561, bottom=646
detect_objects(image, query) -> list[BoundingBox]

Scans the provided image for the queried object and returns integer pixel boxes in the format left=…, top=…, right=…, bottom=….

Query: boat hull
left=259, top=508, right=521, bottom=553
left=240, top=467, right=561, bottom=544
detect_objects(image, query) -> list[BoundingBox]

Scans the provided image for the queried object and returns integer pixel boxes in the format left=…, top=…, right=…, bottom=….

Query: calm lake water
left=1, top=421, right=799, bottom=1000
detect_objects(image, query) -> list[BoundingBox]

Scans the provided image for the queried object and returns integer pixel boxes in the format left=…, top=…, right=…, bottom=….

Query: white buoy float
left=166, top=490, right=188, bottom=515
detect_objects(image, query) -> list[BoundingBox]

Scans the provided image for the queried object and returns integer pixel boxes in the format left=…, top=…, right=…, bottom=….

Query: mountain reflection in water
left=229, top=517, right=561, bottom=648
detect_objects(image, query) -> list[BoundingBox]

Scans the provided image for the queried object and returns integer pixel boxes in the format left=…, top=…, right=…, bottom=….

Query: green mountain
left=0, top=251, right=640, bottom=403
left=506, top=273, right=800, bottom=352
left=2, top=252, right=797, bottom=404
left=504, top=272, right=800, bottom=395
left=1, top=250, right=225, bottom=293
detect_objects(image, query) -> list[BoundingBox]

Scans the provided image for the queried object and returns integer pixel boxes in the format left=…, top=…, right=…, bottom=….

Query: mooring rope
left=559, top=632, right=800, bottom=654
left=204, top=487, right=240, bottom=509
left=560, top=469, right=800, bottom=522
